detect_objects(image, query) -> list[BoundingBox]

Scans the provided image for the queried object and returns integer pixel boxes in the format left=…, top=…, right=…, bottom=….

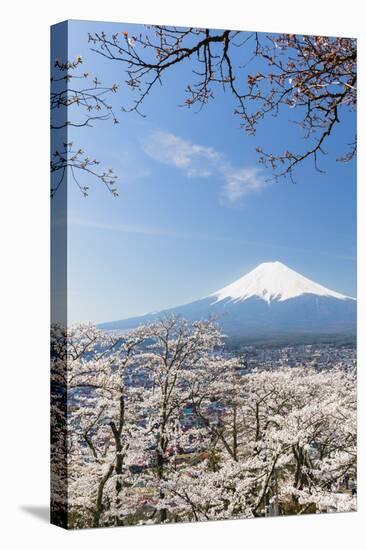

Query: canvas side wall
left=50, top=20, right=69, bottom=529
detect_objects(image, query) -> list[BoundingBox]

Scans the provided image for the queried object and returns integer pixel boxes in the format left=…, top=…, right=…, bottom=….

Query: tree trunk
left=93, top=464, right=114, bottom=528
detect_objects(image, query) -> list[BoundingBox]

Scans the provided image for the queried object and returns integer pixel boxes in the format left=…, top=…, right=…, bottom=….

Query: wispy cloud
left=142, top=131, right=269, bottom=203
left=224, top=167, right=268, bottom=201
left=69, top=218, right=355, bottom=262
left=142, top=131, right=221, bottom=178
left=109, top=149, right=151, bottom=183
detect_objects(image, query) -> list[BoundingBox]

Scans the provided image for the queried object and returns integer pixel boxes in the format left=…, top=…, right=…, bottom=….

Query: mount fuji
left=99, top=262, right=356, bottom=343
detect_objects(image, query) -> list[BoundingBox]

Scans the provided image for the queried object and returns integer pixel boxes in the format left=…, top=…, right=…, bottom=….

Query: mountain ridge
left=99, top=262, right=356, bottom=343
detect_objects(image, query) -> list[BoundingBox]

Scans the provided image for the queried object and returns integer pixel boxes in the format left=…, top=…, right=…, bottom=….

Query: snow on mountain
left=210, top=261, right=353, bottom=304
left=99, top=261, right=356, bottom=342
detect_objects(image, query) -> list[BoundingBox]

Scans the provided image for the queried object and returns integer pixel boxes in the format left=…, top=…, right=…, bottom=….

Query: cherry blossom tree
left=51, top=322, right=147, bottom=527
left=157, top=365, right=356, bottom=520
left=51, top=56, right=119, bottom=198
left=125, top=317, right=223, bottom=523
left=88, top=28, right=356, bottom=181
left=51, top=318, right=356, bottom=528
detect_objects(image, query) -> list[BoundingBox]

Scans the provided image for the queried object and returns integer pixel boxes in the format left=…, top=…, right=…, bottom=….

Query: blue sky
left=59, top=21, right=356, bottom=323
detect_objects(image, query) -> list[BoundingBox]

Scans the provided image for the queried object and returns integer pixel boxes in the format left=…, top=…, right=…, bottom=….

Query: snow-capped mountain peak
left=99, top=260, right=356, bottom=341
left=210, top=261, right=353, bottom=304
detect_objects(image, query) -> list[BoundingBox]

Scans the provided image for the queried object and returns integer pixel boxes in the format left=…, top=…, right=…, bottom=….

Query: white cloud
left=224, top=167, right=269, bottom=202
left=142, top=130, right=268, bottom=203
left=142, top=131, right=221, bottom=178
